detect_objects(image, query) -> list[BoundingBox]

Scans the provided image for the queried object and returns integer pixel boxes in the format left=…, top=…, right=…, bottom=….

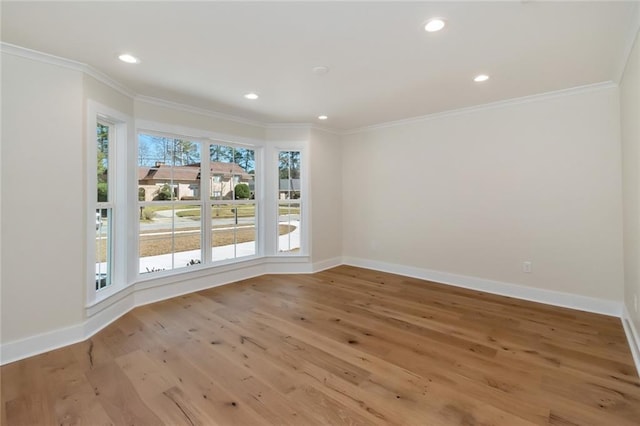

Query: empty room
left=2, top=1, right=640, bottom=424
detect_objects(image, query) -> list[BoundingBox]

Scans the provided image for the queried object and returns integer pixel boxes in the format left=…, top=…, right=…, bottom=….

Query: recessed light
left=118, top=53, right=139, bottom=64
left=318, top=115, right=328, bottom=120
left=424, top=18, right=446, bottom=32
left=473, top=74, right=490, bottom=82
left=244, top=93, right=259, bottom=100
left=313, top=66, right=330, bottom=75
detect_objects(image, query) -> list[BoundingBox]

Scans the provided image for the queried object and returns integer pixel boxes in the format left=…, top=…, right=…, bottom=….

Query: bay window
left=209, top=144, right=257, bottom=262
left=88, top=109, right=310, bottom=307
left=138, top=134, right=259, bottom=274
left=138, top=134, right=202, bottom=273
left=95, top=122, right=114, bottom=290
left=88, top=101, right=131, bottom=304
left=278, top=151, right=302, bottom=253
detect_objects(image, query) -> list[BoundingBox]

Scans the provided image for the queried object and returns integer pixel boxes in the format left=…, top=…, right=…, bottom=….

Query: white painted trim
left=2, top=259, right=272, bottom=365
left=266, top=123, right=342, bottom=136
left=308, top=125, right=343, bottom=136
left=622, top=304, right=640, bottom=378
left=614, top=2, right=640, bottom=84
left=84, top=290, right=135, bottom=340
left=135, top=118, right=264, bottom=148
left=344, top=81, right=618, bottom=135
left=1, top=255, right=337, bottom=365
left=135, top=95, right=266, bottom=129
left=1, top=42, right=87, bottom=72
left=1, top=43, right=621, bottom=137
left=312, top=257, right=343, bottom=272
left=0, top=257, right=629, bottom=366
left=342, top=257, right=622, bottom=317
left=266, top=123, right=313, bottom=130
left=134, top=264, right=266, bottom=307
left=82, top=67, right=136, bottom=100
left=0, top=323, right=85, bottom=366
left=0, top=42, right=136, bottom=99
left=87, top=101, right=135, bottom=307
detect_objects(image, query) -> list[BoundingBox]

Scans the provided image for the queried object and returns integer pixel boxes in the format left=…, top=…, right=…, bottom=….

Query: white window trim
left=269, top=143, right=310, bottom=257
left=87, top=117, right=312, bottom=310
left=135, top=121, right=265, bottom=278
left=86, top=100, right=134, bottom=307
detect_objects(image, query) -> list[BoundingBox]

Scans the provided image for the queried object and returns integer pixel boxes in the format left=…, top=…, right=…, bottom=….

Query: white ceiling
left=2, top=1, right=638, bottom=131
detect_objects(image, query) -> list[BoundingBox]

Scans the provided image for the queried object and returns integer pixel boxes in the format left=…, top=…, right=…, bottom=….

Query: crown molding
left=1, top=42, right=86, bottom=72
left=82, top=66, right=136, bottom=100
left=1, top=42, right=620, bottom=137
left=309, top=125, right=343, bottom=135
left=344, top=81, right=618, bottom=135
left=265, top=123, right=343, bottom=136
left=265, top=123, right=313, bottom=129
left=614, top=1, right=640, bottom=84
left=0, top=42, right=136, bottom=99
left=134, top=95, right=267, bottom=129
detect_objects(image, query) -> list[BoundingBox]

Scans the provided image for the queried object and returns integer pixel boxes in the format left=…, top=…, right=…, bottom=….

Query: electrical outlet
left=523, top=261, right=532, bottom=273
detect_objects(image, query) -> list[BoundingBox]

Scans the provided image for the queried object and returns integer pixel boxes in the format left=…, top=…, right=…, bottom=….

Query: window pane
left=138, top=135, right=201, bottom=202
left=209, top=145, right=255, bottom=201
left=211, top=203, right=256, bottom=262
left=135, top=138, right=260, bottom=276
left=278, top=202, right=301, bottom=253
left=139, top=204, right=173, bottom=274
left=212, top=204, right=237, bottom=262
left=97, top=123, right=109, bottom=202
left=95, top=208, right=112, bottom=290
left=139, top=204, right=202, bottom=273
left=209, top=144, right=234, bottom=163
left=234, top=147, right=256, bottom=199
left=236, top=203, right=256, bottom=258
left=174, top=205, right=202, bottom=270
left=279, top=151, right=301, bottom=200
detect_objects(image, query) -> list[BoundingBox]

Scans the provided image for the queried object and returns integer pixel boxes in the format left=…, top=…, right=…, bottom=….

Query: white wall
left=342, top=86, right=624, bottom=302
left=1, top=54, right=85, bottom=343
left=84, top=75, right=134, bottom=117
left=310, top=128, right=342, bottom=264
left=621, top=28, right=640, bottom=328
left=135, top=99, right=265, bottom=140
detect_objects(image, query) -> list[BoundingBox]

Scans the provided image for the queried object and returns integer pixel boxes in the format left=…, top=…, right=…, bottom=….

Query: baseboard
left=1, top=256, right=626, bottom=366
left=0, top=323, right=86, bottom=366
left=312, top=257, right=343, bottom=272
left=342, top=257, right=622, bottom=317
left=0, top=256, right=341, bottom=365
left=622, top=304, right=640, bottom=378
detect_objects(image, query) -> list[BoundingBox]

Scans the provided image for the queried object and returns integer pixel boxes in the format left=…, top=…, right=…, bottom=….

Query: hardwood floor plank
left=2, top=265, right=639, bottom=425
left=115, top=349, right=217, bottom=426
left=85, top=361, right=164, bottom=425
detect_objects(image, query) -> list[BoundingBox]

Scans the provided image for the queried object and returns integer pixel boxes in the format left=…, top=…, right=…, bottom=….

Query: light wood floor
left=2, top=266, right=640, bottom=425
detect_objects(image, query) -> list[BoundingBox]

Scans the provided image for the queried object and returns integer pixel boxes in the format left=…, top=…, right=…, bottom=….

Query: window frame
left=136, top=131, right=205, bottom=276
left=135, top=124, right=264, bottom=280
left=86, top=101, right=132, bottom=306
left=272, top=145, right=309, bottom=257
left=208, top=142, right=259, bottom=264
left=95, top=120, right=114, bottom=291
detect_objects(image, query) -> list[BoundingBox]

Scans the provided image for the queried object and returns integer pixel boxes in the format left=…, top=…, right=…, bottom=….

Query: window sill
left=86, top=254, right=311, bottom=316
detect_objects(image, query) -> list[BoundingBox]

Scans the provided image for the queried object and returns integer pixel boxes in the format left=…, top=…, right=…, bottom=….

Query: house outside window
left=95, top=121, right=113, bottom=290
left=87, top=101, right=131, bottom=305
left=137, top=135, right=261, bottom=273
left=278, top=151, right=302, bottom=253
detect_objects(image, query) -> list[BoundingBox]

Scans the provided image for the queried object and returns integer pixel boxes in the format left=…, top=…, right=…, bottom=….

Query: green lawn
left=175, top=205, right=300, bottom=219
left=97, top=224, right=296, bottom=261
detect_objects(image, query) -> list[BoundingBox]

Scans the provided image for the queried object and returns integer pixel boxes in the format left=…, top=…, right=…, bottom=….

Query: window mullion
left=202, top=143, right=211, bottom=265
